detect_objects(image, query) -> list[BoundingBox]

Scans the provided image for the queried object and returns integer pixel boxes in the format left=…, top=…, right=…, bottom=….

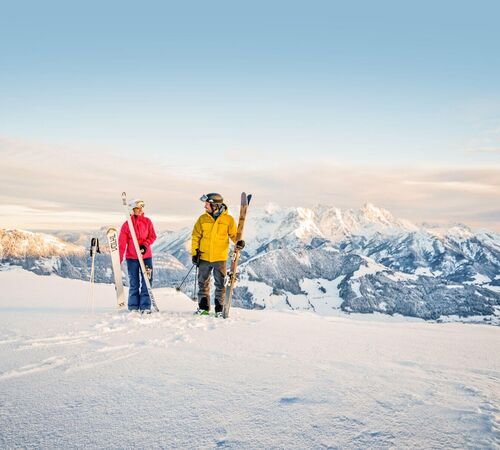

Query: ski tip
left=240, top=192, right=249, bottom=206
left=107, top=227, right=118, bottom=234
left=240, top=192, right=252, bottom=206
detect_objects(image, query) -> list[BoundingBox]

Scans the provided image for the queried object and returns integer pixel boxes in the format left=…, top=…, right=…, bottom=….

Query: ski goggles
left=200, top=193, right=223, bottom=203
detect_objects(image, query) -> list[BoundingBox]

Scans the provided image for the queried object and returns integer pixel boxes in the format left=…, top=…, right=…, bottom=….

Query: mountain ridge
left=2, top=203, right=499, bottom=323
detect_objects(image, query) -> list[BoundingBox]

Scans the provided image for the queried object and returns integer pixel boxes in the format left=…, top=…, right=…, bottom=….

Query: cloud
left=465, top=147, right=500, bottom=154
left=403, top=180, right=497, bottom=193
left=237, top=162, right=500, bottom=221
left=1, top=136, right=499, bottom=231
left=463, top=119, right=500, bottom=155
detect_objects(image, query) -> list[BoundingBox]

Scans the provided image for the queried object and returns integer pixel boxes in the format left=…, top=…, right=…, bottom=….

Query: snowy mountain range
left=1, top=203, right=499, bottom=323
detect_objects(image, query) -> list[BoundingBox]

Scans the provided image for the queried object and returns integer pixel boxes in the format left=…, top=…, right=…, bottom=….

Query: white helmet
left=128, top=199, right=145, bottom=209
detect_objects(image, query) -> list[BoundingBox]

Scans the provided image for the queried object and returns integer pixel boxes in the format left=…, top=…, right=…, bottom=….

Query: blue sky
left=0, top=0, right=499, bottom=229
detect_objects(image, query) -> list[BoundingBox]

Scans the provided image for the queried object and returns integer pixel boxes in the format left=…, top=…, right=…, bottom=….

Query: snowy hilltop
left=1, top=203, right=500, bottom=323
left=0, top=268, right=499, bottom=449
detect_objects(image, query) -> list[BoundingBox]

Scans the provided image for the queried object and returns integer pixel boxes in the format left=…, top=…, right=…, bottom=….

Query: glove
left=192, top=250, right=201, bottom=266
left=140, top=244, right=147, bottom=255
left=236, top=240, right=245, bottom=250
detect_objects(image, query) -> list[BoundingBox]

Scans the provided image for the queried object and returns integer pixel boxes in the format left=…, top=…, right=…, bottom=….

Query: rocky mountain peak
left=0, top=229, right=84, bottom=258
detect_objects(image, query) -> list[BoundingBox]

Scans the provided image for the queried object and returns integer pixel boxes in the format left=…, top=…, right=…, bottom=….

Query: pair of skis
left=106, top=228, right=126, bottom=309
left=222, top=192, right=252, bottom=319
left=106, top=192, right=158, bottom=312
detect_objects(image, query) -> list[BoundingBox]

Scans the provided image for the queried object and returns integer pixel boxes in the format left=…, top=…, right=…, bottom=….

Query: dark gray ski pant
left=197, top=259, right=227, bottom=311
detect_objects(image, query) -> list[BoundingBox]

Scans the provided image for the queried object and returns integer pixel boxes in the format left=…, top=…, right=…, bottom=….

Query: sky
left=0, top=0, right=499, bottom=231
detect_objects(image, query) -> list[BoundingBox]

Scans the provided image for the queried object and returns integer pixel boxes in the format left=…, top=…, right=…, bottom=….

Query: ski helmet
left=128, top=199, right=145, bottom=209
left=200, top=193, right=223, bottom=204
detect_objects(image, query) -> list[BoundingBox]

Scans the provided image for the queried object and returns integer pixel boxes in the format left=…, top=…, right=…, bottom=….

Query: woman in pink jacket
left=118, top=199, right=157, bottom=313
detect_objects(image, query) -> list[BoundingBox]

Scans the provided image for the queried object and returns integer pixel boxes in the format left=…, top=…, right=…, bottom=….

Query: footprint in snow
left=279, top=396, right=302, bottom=405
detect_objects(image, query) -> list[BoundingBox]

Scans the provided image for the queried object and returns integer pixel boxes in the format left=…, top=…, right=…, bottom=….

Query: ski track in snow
left=0, top=356, right=68, bottom=380
left=0, top=270, right=499, bottom=449
left=0, top=310, right=230, bottom=380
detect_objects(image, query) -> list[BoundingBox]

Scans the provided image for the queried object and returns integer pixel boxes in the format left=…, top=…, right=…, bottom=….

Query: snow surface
left=351, top=258, right=387, bottom=280
left=0, top=268, right=499, bottom=449
left=415, top=267, right=434, bottom=277
left=465, top=274, right=492, bottom=285
left=300, top=277, right=344, bottom=312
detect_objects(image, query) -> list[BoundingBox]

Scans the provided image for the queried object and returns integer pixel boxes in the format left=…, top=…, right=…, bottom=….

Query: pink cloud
left=1, top=137, right=499, bottom=231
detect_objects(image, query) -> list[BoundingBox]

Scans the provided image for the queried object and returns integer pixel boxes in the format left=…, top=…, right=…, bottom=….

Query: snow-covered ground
left=0, top=268, right=499, bottom=449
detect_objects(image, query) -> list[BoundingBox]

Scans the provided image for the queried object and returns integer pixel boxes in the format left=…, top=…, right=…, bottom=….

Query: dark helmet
left=200, top=193, right=223, bottom=204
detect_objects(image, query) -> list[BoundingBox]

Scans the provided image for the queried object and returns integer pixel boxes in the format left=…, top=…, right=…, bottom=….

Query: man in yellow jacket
left=191, top=193, right=245, bottom=316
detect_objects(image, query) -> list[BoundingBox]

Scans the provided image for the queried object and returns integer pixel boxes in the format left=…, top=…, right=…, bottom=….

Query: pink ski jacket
left=118, top=213, right=157, bottom=262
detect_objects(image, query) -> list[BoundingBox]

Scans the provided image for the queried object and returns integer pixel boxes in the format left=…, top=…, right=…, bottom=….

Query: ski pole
left=175, top=264, right=195, bottom=292
left=192, top=264, right=198, bottom=301
left=87, top=238, right=99, bottom=313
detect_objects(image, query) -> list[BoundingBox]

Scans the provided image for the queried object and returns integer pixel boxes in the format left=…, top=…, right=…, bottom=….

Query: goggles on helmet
left=200, top=193, right=223, bottom=204
left=129, top=199, right=145, bottom=209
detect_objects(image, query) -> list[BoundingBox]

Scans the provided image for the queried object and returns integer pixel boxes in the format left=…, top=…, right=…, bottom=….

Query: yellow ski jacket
left=191, top=208, right=237, bottom=262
